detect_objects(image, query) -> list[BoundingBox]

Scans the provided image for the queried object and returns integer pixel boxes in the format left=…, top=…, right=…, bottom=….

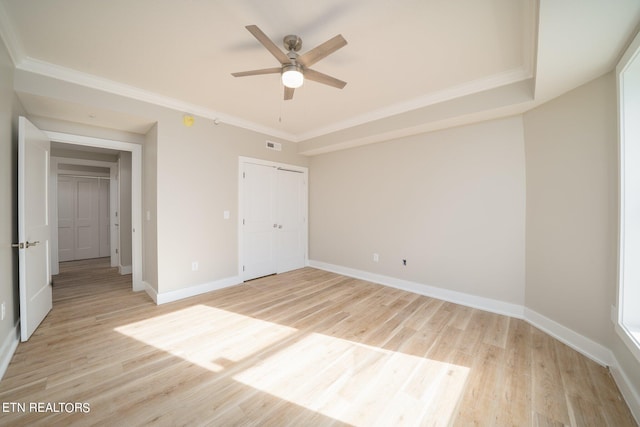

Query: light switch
left=223, top=210, right=230, bottom=219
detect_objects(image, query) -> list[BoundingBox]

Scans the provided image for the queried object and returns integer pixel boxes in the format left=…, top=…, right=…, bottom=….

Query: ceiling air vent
left=266, top=140, right=282, bottom=151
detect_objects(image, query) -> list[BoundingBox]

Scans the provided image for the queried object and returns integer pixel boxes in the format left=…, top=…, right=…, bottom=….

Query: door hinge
left=243, top=265, right=245, bottom=272
left=243, top=172, right=246, bottom=178
left=243, top=219, right=245, bottom=225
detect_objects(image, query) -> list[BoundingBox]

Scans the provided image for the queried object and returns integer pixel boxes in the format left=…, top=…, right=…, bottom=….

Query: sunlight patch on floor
left=114, top=304, right=297, bottom=372
left=114, top=304, right=469, bottom=425
left=232, top=332, right=469, bottom=426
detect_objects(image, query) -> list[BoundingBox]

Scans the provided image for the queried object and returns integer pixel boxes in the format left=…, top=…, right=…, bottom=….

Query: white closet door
left=74, top=178, right=100, bottom=260
left=98, top=179, right=111, bottom=257
left=57, top=176, right=75, bottom=262
left=276, top=169, right=306, bottom=274
left=242, top=161, right=307, bottom=281
left=243, top=163, right=277, bottom=281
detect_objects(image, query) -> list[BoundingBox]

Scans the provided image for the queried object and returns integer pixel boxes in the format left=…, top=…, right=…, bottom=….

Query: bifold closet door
left=57, top=176, right=109, bottom=262
left=243, top=163, right=277, bottom=281
left=242, top=163, right=306, bottom=281
left=276, top=168, right=306, bottom=274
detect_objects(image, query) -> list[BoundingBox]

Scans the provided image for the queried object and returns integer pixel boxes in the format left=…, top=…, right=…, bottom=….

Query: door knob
left=11, top=242, right=24, bottom=249
left=278, top=225, right=283, bottom=229
left=26, top=241, right=39, bottom=248
left=273, top=224, right=278, bottom=228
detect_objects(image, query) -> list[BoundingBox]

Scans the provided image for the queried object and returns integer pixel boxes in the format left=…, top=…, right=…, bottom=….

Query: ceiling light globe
left=282, top=66, right=304, bottom=88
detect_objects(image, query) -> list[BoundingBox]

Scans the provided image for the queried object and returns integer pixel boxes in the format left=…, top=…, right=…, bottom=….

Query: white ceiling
left=1, top=0, right=639, bottom=145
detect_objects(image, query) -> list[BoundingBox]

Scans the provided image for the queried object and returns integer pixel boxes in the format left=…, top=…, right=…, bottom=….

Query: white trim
left=0, top=1, right=25, bottom=65
left=0, top=322, right=20, bottom=381
left=524, top=308, right=614, bottom=366
left=610, top=356, right=640, bottom=425
left=143, top=281, right=158, bottom=304
left=49, top=157, right=119, bottom=275
left=308, top=260, right=523, bottom=319
left=616, top=27, right=640, bottom=365
left=14, top=57, right=531, bottom=144
left=119, top=265, right=132, bottom=275
left=43, top=131, right=144, bottom=292
left=155, top=276, right=242, bottom=305
left=18, top=57, right=295, bottom=142
left=296, top=67, right=532, bottom=142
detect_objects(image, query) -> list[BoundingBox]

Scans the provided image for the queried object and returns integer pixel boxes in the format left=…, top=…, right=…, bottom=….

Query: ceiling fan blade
left=298, top=34, right=347, bottom=68
left=231, top=67, right=281, bottom=77
left=245, top=25, right=290, bottom=65
left=304, top=68, right=347, bottom=89
left=284, top=86, right=295, bottom=100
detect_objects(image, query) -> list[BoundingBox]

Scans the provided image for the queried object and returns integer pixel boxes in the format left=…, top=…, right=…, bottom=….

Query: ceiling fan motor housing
left=283, top=34, right=302, bottom=52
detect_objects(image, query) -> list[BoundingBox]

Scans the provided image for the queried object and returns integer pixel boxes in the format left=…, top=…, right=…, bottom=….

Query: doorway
left=239, top=157, right=308, bottom=281
left=44, top=131, right=143, bottom=291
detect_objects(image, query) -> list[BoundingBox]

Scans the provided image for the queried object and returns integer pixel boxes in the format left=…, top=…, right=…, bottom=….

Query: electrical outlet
left=373, top=253, right=379, bottom=262
left=402, top=259, right=407, bottom=266
left=192, top=261, right=199, bottom=272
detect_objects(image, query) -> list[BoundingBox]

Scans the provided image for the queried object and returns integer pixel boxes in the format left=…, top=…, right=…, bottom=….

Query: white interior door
left=276, top=169, right=306, bottom=274
left=17, top=116, right=52, bottom=342
left=74, top=177, right=100, bottom=260
left=57, top=176, right=74, bottom=262
left=243, top=163, right=276, bottom=281
left=241, top=160, right=307, bottom=281
left=99, top=179, right=111, bottom=257
left=57, top=176, right=105, bottom=261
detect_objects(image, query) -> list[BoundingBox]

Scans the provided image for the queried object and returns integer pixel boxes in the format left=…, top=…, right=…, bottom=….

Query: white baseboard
left=308, top=260, right=524, bottom=318
left=0, top=322, right=20, bottom=381
left=143, top=281, right=158, bottom=304
left=155, top=275, right=242, bottom=305
left=610, top=356, right=640, bottom=425
left=119, top=265, right=132, bottom=275
left=523, top=308, right=614, bottom=366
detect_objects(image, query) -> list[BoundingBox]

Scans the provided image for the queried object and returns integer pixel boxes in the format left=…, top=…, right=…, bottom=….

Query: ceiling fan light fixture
left=282, top=64, right=304, bottom=88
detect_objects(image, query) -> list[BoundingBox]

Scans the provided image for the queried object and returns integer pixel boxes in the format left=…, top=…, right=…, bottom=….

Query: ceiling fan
left=231, top=25, right=347, bottom=100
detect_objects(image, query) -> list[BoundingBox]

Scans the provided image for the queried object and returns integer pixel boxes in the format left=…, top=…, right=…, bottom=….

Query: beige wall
left=13, top=69, right=310, bottom=296
left=524, top=71, right=640, bottom=398
left=523, top=72, right=617, bottom=345
left=309, top=116, right=527, bottom=304
left=143, top=123, right=158, bottom=291
left=0, top=35, right=24, bottom=366
left=155, top=112, right=309, bottom=293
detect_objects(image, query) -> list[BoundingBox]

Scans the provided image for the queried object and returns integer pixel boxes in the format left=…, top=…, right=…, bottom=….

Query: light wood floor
left=0, top=258, right=636, bottom=426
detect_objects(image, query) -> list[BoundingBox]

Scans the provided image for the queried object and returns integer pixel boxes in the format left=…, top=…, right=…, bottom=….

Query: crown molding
left=16, top=57, right=298, bottom=141
left=296, top=66, right=533, bottom=142
left=1, top=0, right=536, bottom=145
left=0, top=1, right=25, bottom=65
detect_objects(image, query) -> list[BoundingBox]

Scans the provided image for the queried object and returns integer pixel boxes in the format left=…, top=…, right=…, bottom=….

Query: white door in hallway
left=241, top=160, right=307, bottom=281
left=17, top=116, right=52, bottom=342
left=57, top=176, right=110, bottom=261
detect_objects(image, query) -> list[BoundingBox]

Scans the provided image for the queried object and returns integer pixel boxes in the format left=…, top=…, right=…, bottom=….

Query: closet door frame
left=50, top=157, right=118, bottom=275
left=238, top=157, right=308, bottom=281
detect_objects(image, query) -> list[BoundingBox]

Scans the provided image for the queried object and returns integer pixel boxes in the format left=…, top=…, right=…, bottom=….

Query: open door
left=16, top=116, right=52, bottom=341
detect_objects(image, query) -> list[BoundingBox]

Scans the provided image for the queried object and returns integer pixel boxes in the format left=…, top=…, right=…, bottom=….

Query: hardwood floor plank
left=0, top=259, right=635, bottom=426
